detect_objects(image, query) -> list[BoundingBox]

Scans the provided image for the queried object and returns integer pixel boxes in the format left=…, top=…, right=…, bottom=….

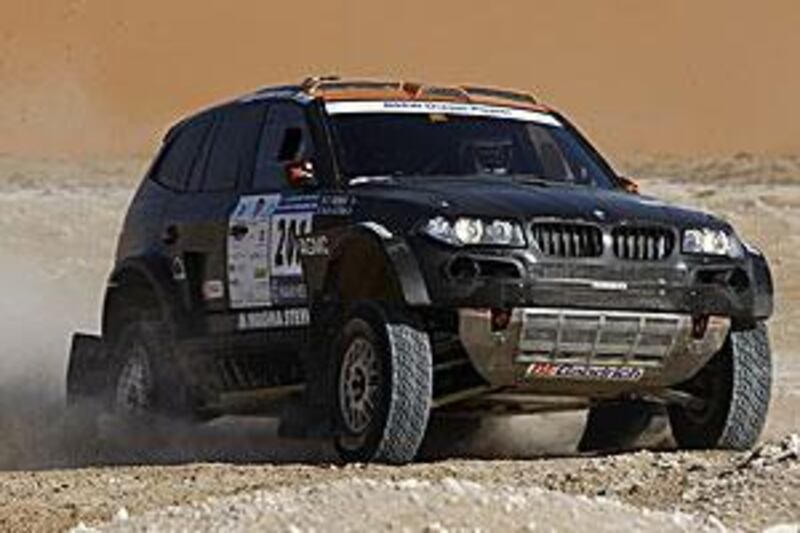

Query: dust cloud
left=0, top=217, right=322, bottom=469
left=0, top=245, right=582, bottom=469
left=0, top=256, right=79, bottom=469
left=0, top=155, right=798, bottom=470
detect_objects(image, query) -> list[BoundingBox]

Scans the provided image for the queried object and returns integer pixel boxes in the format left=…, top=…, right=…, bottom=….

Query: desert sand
left=0, top=155, right=796, bottom=531
left=2, top=1, right=800, bottom=158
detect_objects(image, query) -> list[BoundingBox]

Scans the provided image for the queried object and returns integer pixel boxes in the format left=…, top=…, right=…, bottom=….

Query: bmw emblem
left=593, top=209, right=606, bottom=221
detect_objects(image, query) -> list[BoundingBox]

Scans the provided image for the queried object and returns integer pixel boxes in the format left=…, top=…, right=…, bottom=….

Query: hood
left=351, top=176, right=723, bottom=229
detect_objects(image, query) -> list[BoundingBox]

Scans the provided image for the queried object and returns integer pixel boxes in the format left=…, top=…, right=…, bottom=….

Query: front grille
left=531, top=222, right=603, bottom=258
left=612, top=226, right=675, bottom=261
left=518, top=308, right=689, bottom=368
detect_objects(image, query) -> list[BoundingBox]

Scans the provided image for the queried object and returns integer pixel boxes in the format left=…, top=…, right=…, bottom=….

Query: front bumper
left=411, top=236, right=773, bottom=328
left=459, top=307, right=730, bottom=396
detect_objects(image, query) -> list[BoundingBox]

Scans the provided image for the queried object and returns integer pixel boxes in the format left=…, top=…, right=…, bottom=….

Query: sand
left=2, top=1, right=800, bottom=158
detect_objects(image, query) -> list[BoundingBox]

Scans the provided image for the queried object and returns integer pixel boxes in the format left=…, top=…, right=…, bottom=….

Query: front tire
left=668, top=323, right=772, bottom=450
left=333, top=306, right=433, bottom=464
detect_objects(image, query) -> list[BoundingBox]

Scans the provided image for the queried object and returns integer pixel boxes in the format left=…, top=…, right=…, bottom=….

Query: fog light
left=491, top=308, right=512, bottom=331
left=692, top=315, right=709, bottom=339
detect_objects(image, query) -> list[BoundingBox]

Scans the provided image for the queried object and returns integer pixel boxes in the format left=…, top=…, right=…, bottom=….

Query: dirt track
left=0, top=155, right=798, bottom=531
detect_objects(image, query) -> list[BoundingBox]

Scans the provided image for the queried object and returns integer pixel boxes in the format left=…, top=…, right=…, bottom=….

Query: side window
left=151, top=117, right=213, bottom=191
left=197, top=103, right=270, bottom=192
left=252, top=102, right=314, bottom=191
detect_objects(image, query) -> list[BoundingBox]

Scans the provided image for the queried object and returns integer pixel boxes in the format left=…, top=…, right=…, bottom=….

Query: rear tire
left=333, top=305, right=433, bottom=464
left=668, top=323, right=771, bottom=450
left=109, top=320, right=196, bottom=420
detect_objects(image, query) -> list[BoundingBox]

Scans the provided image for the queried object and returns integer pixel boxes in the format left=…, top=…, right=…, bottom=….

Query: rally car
left=68, top=77, right=774, bottom=463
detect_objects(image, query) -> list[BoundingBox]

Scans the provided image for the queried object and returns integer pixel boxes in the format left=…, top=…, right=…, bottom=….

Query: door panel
left=226, top=193, right=315, bottom=332
left=165, top=190, right=240, bottom=315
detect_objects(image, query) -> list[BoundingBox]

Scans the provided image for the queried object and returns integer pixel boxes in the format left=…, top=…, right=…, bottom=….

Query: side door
left=163, top=103, right=271, bottom=332
left=227, top=101, right=320, bottom=333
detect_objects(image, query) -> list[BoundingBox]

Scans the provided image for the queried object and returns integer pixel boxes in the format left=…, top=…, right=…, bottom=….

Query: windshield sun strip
left=324, top=100, right=562, bottom=128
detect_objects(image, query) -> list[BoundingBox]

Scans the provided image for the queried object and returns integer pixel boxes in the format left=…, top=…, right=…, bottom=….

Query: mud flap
left=66, top=333, right=109, bottom=403
left=278, top=341, right=337, bottom=440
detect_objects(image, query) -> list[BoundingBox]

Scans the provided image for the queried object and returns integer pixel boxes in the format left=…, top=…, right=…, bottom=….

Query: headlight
left=682, top=228, right=742, bottom=257
left=422, top=216, right=526, bottom=247
left=454, top=218, right=484, bottom=244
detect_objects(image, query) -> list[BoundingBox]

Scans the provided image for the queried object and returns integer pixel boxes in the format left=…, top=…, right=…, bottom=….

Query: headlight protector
left=422, top=216, right=526, bottom=247
left=681, top=228, right=743, bottom=257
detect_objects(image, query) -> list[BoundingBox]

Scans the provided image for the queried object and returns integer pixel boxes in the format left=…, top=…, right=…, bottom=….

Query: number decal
left=271, top=213, right=312, bottom=277
left=274, top=218, right=286, bottom=268
left=228, top=193, right=317, bottom=311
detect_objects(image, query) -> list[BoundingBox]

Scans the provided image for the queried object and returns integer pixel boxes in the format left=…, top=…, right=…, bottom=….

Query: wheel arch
left=102, top=256, right=188, bottom=344
left=308, top=223, right=431, bottom=309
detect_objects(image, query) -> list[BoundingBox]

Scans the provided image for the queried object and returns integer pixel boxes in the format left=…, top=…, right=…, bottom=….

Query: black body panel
left=96, top=88, right=775, bottom=418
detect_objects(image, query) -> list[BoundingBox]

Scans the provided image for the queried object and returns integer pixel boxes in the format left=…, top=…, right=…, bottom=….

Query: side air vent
left=531, top=222, right=604, bottom=258
left=612, top=226, right=675, bottom=261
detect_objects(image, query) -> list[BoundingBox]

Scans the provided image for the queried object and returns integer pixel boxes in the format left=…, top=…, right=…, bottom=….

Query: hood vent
left=612, top=226, right=675, bottom=261
left=531, top=222, right=603, bottom=258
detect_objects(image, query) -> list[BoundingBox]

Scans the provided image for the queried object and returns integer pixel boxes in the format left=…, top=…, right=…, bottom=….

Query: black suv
left=68, top=78, right=774, bottom=463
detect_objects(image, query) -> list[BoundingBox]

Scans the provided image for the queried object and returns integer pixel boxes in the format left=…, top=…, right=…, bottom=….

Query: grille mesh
left=531, top=222, right=603, bottom=258
left=612, top=226, right=675, bottom=261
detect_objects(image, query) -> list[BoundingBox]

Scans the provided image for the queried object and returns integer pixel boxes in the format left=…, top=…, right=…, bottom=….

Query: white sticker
left=270, top=212, right=313, bottom=277
left=202, top=279, right=225, bottom=300
left=228, top=194, right=281, bottom=309
left=324, top=100, right=562, bottom=127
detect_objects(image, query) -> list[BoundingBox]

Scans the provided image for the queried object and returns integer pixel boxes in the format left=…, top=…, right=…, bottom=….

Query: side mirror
left=618, top=175, right=640, bottom=194
left=284, top=159, right=316, bottom=188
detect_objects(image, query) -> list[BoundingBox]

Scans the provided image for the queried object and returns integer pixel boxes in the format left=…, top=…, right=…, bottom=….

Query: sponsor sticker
left=171, top=256, right=186, bottom=281
left=317, top=194, right=355, bottom=216
left=237, top=308, right=310, bottom=330
left=202, top=279, right=225, bottom=300
left=298, top=235, right=329, bottom=257
left=325, top=100, right=562, bottom=127
left=227, top=194, right=281, bottom=309
left=523, top=362, right=644, bottom=382
left=590, top=280, right=628, bottom=291
left=270, top=278, right=308, bottom=305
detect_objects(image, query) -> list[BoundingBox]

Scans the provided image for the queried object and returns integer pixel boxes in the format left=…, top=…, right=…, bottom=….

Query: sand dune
left=2, top=1, right=800, bottom=158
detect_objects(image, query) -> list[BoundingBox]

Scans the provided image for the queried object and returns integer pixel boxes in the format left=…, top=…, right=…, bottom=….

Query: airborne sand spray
left=0, top=180, right=587, bottom=468
left=0, top=160, right=795, bottom=469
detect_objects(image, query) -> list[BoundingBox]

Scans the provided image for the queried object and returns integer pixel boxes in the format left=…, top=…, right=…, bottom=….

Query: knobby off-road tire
left=110, top=320, right=195, bottom=421
left=578, top=400, right=660, bottom=452
left=669, top=323, right=771, bottom=450
left=333, top=306, right=433, bottom=464
left=88, top=320, right=201, bottom=462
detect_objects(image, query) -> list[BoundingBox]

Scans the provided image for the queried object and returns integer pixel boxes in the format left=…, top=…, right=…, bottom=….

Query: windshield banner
left=325, top=100, right=562, bottom=127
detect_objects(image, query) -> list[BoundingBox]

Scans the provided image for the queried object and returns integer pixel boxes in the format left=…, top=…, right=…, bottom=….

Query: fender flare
left=304, top=222, right=431, bottom=308
left=102, top=254, right=191, bottom=341
left=747, top=250, right=773, bottom=321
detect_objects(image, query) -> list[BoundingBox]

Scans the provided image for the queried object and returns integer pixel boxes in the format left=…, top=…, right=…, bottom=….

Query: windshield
left=326, top=101, right=618, bottom=189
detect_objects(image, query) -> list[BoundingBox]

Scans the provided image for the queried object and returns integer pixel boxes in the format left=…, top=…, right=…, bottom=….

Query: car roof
left=244, top=76, right=552, bottom=112
left=166, top=76, right=553, bottom=140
